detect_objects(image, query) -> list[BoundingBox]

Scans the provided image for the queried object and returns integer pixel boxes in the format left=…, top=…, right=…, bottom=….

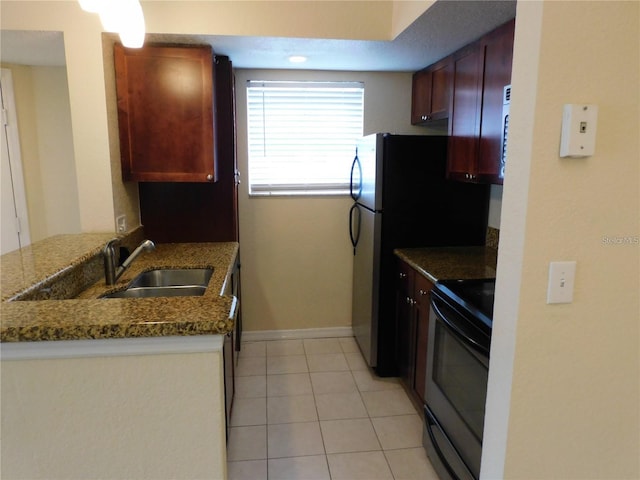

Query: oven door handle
left=431, top=297, right=490, bottom=358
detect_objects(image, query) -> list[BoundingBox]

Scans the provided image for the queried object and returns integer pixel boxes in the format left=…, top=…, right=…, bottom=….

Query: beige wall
left=1, top=2, right=116, bottom=232
left=1, top=63, right=81, bottom=241
left=1, top=350, right=226, bottom=479
left=483, top=1, right=639, bottom=478
left=235, top=69, right=426, bottom=332
left=0, top=0, right=427, bottom=234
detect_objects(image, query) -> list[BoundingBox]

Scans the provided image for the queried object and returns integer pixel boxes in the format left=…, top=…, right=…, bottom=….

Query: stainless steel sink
left=101, top=285, right=207, bottom=299
left=100, top=268, right=213, bottom=299
left=129, top=268, right=213, bottom=288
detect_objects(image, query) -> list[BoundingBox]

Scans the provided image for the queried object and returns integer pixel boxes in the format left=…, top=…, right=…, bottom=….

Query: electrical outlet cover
left=116, top=215, right=127, bottom=233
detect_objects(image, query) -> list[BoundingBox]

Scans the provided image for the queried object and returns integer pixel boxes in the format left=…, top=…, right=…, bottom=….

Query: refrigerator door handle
left=349, top=203, right=361, bottom=256
left=350, top=151, right=362, bottom=201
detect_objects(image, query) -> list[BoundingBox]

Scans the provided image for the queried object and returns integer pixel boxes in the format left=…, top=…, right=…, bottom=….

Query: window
left=247, top=81, right=364, bottom=196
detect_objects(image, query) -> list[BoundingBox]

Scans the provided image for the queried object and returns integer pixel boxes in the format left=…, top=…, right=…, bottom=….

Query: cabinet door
left=411, top=59, right=451, bottom=125
left=411, top=69, right=433, bottom=124
left=138, top=56, right=238, bottom=242
left=447, top=42, right=482, bottom=181
left=114, top=43, right=217, bottom=182
left=413, top=274, right=434, bottom=404
left=477, top=19, right=515, bottom=184
left=395, top=259, right=415, bottom=387
left=429, top=59, right=452, bottom=120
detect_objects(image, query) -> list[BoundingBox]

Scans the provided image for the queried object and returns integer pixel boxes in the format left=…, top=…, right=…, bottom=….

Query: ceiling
left=1, top=0, right=516, bottom=72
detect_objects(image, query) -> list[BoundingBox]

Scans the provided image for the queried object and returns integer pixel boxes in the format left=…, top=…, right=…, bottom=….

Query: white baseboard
left=241, top=326, right=354, bottom=342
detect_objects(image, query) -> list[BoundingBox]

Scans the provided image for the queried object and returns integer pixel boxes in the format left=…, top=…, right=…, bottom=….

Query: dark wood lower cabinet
left=395, top=258, right=434, bottom=405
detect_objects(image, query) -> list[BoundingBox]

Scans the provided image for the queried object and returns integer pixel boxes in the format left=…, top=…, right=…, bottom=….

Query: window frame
left=246, top=80, right=364, bottom=197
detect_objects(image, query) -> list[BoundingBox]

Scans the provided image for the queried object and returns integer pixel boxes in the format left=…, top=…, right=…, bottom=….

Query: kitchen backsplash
left=486, top=227, right=499, bottom=250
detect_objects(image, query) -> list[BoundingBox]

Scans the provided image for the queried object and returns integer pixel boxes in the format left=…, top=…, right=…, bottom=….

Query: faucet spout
left=104, top=239, right=155, bottom=285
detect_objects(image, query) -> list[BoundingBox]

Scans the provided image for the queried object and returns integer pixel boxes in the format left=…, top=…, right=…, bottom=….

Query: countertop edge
left=394, top=246, right=498, bottom=283
left=394, top=250, right=439, bottom=284
left=1, top=334, right=225, bottom=361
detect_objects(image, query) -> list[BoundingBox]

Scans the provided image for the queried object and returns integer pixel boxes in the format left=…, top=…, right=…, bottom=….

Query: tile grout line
left=304, top=349, right=332, bottom=479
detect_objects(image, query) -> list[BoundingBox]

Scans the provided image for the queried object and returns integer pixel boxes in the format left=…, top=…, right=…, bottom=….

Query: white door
left=1, top=68, right=31, bottom=254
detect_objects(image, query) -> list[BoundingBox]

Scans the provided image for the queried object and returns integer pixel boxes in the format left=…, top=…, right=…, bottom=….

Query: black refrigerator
left=348, top=133, right=489, bottom=376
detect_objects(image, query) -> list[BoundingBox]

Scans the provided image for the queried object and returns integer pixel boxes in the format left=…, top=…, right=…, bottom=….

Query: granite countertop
left=1, top=233, right=239, bottom=343
left=394, top=246, right=498, bottom=283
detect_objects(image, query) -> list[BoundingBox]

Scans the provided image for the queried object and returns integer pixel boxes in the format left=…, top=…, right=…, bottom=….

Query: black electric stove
left=433, top=278, right=496, bottom=330
left=423, top=277, right=496, bottom=480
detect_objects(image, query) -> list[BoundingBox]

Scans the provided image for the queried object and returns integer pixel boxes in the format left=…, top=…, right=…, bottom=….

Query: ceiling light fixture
left=78, top=0, right=146, bottom=49
left=288, top=55, right=308, bottom=64
left=78, top=0, right=101, bottom=13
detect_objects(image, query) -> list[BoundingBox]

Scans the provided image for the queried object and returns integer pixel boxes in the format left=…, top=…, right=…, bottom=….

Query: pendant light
left=78, top=0, right=146, bottom=48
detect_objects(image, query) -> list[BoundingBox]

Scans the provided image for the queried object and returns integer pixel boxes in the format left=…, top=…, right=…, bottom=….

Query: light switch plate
left=547, top=261, right=577, bottom=304
left=560, top=104, right=597, bottom=157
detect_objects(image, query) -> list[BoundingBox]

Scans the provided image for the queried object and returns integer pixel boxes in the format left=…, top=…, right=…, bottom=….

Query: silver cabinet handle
left=399, top=272, right=407, bottom=279
left=206, top=174, right=214, bottom=181
left=419, top=289, right=429, bottom=296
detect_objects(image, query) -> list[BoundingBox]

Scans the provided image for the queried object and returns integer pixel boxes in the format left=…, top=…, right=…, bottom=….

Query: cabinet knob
left=399, top=272, right=407, bottom=279
left=406, top=296, right=414, bottom=305
left=421, top=115, right=428, bottom=121
left=206, top=174, right=214, bottom=181
left=419, top=289, right=428, bottom=296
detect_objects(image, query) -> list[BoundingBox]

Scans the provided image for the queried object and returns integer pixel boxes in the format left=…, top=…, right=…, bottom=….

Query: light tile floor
left=227, top=337, right=441, bottom=480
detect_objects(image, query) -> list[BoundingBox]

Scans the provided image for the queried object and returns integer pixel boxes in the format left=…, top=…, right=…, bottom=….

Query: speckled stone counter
left=394, top=246, right=498, bottom=283
left=1, top=233, right=239, bottom=342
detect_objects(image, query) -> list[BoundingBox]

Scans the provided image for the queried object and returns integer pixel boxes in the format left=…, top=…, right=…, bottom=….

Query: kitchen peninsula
left=0, top=231, right=239, bottom=479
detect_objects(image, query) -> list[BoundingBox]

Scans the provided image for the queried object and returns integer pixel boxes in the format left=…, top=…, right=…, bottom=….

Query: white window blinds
left=246, top=81, right=364, bottom=195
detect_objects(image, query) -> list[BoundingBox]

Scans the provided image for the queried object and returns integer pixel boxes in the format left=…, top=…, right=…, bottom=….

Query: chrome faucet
left=103, top=238, right=155, bottom=285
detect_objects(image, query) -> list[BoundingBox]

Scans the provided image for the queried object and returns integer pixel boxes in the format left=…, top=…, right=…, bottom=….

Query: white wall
left=1, top=64, right=81, bottom=241
left=235, top=69, right=426, bottom=332
left=483, top=2, right=639, bottom=478
left=32, top=66, right=82, bottom=238
left=1, top=350, right=226, bottom=479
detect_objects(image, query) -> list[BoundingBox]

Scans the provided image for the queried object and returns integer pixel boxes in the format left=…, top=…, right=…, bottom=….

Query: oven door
left=424, top=291, right=490, bottom=480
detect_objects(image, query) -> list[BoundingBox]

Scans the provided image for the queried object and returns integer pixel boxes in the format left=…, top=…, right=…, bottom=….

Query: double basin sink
left=101, top=268, right=213, bottom=299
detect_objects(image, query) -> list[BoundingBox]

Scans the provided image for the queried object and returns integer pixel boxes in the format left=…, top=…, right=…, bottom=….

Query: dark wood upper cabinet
left=114, top=43, right=217, bottom=182
left=477, top=20, right=515, bottom=183
left=447, top=42, right=483, bottom=179
left=447, top=19, right=515, bottom=184
left=138, top=55, right=238, bottom=243
left=411, top=57, right=452, bottom=124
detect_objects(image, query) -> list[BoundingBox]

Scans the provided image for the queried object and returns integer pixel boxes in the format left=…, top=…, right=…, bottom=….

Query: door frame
left=1, top=68, right=31, bottom=253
